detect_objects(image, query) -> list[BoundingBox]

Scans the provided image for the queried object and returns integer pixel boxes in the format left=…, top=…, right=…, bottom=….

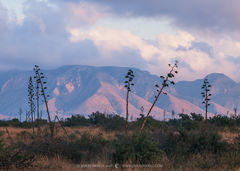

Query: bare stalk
left=36, top=82, right=40, bottom=134
left=125, top=88, right=130, bottom=133
left=201, top=78, right=212, bottom=121
left=34, top=65, right=54, bottom=137
left=124, top=69, right=134, bottom=134
left=28, top=76, right=35, bottom=135
left=139, top=61, right=178, bottom=134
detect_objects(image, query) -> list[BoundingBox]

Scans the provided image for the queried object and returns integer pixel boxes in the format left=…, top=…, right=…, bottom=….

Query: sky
left=0, top=0, right=240, bottom=81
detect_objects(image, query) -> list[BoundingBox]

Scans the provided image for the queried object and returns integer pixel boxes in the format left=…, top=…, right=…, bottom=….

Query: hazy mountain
left=171, top=73, right=240, bottom=114
left=0, top=65, right=238, bottom=120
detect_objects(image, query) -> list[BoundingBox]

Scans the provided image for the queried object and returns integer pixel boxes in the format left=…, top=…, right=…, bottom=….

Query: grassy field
left=1, top=112, right=240, bottom=170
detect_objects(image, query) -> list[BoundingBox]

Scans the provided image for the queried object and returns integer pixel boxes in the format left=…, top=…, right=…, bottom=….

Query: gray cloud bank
left=0, top=0, right=240, bottom=81
left=64, top=0, right=240, bottom=32
left=0, top=0, right=145, bottom=70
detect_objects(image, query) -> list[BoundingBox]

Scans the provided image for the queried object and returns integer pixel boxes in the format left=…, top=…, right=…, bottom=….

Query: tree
left=124, top=69, right=134, bottom=134
left=139, top=61, right=178, bottom=134
left=201, top=78, right=212, bottom=121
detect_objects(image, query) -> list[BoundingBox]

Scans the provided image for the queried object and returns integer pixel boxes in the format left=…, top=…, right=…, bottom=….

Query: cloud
left=69, top=28, right=238, bottom=81
left=68, top=0, right=240, bottom=33
left=1, top=0, right=240, bottom=82
left=69, top=28, right=161, bottom=61
left=0, top=3, right=8, bottom=36
left=0, top=0, right=148, bottom=70
left=64, top=2, right=108, bottom=27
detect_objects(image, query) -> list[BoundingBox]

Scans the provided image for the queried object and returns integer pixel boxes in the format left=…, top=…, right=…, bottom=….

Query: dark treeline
left=2, top=111, right=240, bottom=130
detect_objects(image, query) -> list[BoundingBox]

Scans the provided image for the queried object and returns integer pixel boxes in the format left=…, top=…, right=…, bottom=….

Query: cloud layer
left=0, top=0, right=240, bottom=82
left=78, top=0, right=240, bottom=33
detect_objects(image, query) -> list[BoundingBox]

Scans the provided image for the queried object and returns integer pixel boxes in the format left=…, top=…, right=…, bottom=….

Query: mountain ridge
left=0, top=65, right=239, bottom=119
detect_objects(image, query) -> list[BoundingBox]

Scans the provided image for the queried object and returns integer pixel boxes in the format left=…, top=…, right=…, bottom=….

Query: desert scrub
left=22, top=132, right=108, bottom=163
left=156, top=126, right=227, bottom=157
left=0, top=141, right=35, bottom=170
left=112, top=133, right=162, bottom=164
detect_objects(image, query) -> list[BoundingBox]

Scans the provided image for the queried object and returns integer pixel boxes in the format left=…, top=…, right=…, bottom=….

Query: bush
left=190, top=113, right=204, bottom=121
left=209, top=115, right=236, bottom=127
left=112, top=133, right=162, bottom=164
left=133, top=114, right=161, bottom=131
left=24, top=133, right=108, bottom=163
left=88, top=112, right=125, bottom=131
left=63, top=133, right=108, bottom=162
left=63, top=115, right=90, bottom=127
left=103, top=115, right=125, bottom=131
left=89, top=112, right=107, bottom=125
left=181, top=128, right=226, bottom=154
left=0, top=141, right=35, bottom=169
left=179, top=113, right=191, bottom=120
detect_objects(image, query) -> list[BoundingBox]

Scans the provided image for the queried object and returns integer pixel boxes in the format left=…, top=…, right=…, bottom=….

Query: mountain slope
left=0, top=65, right=238, bottom=119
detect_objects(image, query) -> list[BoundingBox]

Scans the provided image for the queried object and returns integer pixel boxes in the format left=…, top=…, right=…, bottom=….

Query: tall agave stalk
left=28, top=76, right=35, bottom=135
left=139, top=61, right=178, bottom=134
left=201, top=78, right=212, bottom=121
left=35, top=80, right=40, bottom=134
left=33, top=65, right=53, bottom=137
left=124, top=69, right=134, bottom=134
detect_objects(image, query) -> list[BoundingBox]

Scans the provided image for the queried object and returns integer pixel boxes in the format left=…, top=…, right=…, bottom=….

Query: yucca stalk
left=36, top=81, right=40, bottom=134
left=33, top=65, right=53, bottom=137
left=124, top=69, right=134, bottom=134
left=201, top=78, right=212, bottom=121
left=139, top=61, right=178, bottom=134
left=28, top=76, right=35, bottom=135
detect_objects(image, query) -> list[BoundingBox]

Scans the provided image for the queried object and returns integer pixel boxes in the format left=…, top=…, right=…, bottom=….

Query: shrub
left=63, top=133, right=108, bottom=162
left=24, top=133, right=108, bottom=163
left=0, top=120, right=8, bottom=127
left=134, top=114, right=160, bottom=131
left=156, top=125, right=227, bottom=157
left=16, top=131, right=32, bottom=140
left=112, top=133, right=162, bottom=164
left=103, top=115, right=125, bottom=131
left=209, top=115, right=236, bottom=127
left=63, top=115, right=90, bottom=127
left=179, top=114, right=191, bottom=120
left=0, top=141, right=35, bottom=169
left=88, top=112, right=125, bottom=131
left=0, top=130, right=5, bottom=137
left=89, top=112, right=107, bottom=125
left=190, top=113, right=204, bottom=121
left=8, top=118, right=21, bottom=127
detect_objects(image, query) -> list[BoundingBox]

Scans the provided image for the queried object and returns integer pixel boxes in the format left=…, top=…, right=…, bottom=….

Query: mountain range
left=0, top=65, right=239, bottom=120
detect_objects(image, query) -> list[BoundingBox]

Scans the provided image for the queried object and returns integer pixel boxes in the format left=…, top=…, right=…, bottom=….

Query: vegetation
left=201, top=78, right=212, bottom=120
left=124, top=69, right=135, bottom=134
left=1, top=112, right=240, bottom=170
left=140, top=61, right=178, bottom=133
left=33, top=65, right=53, bottom=137
left=2, top=63, right=240, bottom=170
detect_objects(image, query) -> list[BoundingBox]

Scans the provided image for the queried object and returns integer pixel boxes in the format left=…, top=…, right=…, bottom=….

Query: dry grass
left=0, top=125, right=117, bottom=144
left=1, top=126, right=240, bottom=171
left=0, top=127, right=32, bottom=144
left=220, top=131, right=239, bottom=144
left=57, top=126, right=117, bottom=140
left=19, top=155, right=166, bottom=171
left=28, top=155, right=233, bottom=171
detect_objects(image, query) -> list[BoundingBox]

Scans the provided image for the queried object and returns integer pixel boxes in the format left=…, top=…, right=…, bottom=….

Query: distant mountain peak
left=0, top=65, right=239, bottom=119
left=205, top=73, right=235, bottom=83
